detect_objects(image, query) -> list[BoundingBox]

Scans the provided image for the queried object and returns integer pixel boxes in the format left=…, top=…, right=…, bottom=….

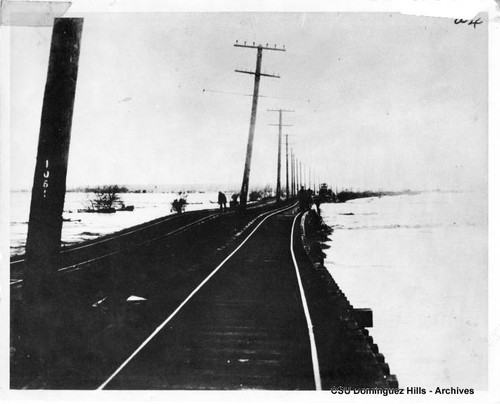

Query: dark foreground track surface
left=103, top=209, right=314, bottom=390
left=11, top=204, right=390, bottom=390
left=11, top=204, right=313, bottom=389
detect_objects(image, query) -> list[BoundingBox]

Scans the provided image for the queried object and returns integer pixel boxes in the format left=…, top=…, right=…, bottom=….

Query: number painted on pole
left=43, top=159, right=50, bottom=198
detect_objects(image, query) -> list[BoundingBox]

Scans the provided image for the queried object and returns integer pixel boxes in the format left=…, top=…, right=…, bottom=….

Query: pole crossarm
left=267, top=109, right=294, bottom=125
left=235, top=69, right=280, bottom=79
left=259, top=72, right=280, bottom=78
left=234, top=42, right=286, bottom=52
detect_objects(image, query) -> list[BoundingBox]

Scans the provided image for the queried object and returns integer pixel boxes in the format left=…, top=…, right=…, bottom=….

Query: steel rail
left=10, top=212, right=220, bottom=284
left=290, top=212, right=322, bottom=390
left=10, top=209, right=211, bottom=265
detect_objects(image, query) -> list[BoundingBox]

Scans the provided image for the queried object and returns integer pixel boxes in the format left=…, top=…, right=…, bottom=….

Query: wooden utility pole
left=268, top=109, right=293, bottom=204
left=299, top=161, right=302, bottom=189
left=24, top=18, right=84, bottom=298
left=294, top=153, right=298, bottom=195
left=286, top=135, right=290, bottom=199
left=295, top=156, right=299, bottom=193
left=234, top=41, right=285, bottom=211
left=290, top=149, right=295, bottom=197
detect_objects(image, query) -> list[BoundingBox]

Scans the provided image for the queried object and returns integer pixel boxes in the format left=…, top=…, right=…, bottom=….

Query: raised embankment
left=10, top=203, right=398, bottom=390
left=299, top=209, right=398, bottom=388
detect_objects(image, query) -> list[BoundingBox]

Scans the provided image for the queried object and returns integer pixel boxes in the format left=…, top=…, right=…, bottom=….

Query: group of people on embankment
left=298, top=186, right=333, bottom=213
left=218, top=191, right=239, bottom=212
left=298, top=186, right=317, bottom=212
left=217, top=186, right=333, bottom=213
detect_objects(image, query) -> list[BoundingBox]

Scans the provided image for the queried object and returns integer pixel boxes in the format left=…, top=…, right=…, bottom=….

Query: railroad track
left=13, top=202, right=329, bottom=390
left=10, top=209, right=209, bottom=265
left=95, top=202, right=324, bottom=390
left=10, top=201, right=285, bottom=286
left=10, top=210, right=221, bottom=286
left=54, top=212, right=221, bottom=275
left=11, top=201, right=394, bottom=390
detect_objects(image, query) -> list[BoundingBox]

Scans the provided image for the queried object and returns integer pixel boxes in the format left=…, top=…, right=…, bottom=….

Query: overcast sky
left=9, top=12, right=487, bottom=192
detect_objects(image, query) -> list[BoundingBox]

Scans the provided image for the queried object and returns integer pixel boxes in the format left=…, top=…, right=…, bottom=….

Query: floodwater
left=10, top=191, right=223, bottom=257
left=321, top=191, right=488, bottom=389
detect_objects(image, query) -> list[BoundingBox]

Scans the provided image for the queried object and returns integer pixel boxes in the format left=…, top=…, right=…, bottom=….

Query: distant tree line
left=69, top=185, right=129, bottom=193
left=85, top=185, right=128, bottom=193
left=249, top=184, right=274, bottom=202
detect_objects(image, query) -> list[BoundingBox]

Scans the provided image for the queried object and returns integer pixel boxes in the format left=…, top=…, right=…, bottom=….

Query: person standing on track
left=230, top=193, right=239, bottom=211
left=218, top=191, right=227, bottom=212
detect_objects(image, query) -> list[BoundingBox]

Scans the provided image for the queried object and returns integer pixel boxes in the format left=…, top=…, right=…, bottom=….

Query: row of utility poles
left=234, top=41, right=324, bottom=210
left=234, top=41, right=322, bottom=210
left=268, top=108, right=293, bottom=204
